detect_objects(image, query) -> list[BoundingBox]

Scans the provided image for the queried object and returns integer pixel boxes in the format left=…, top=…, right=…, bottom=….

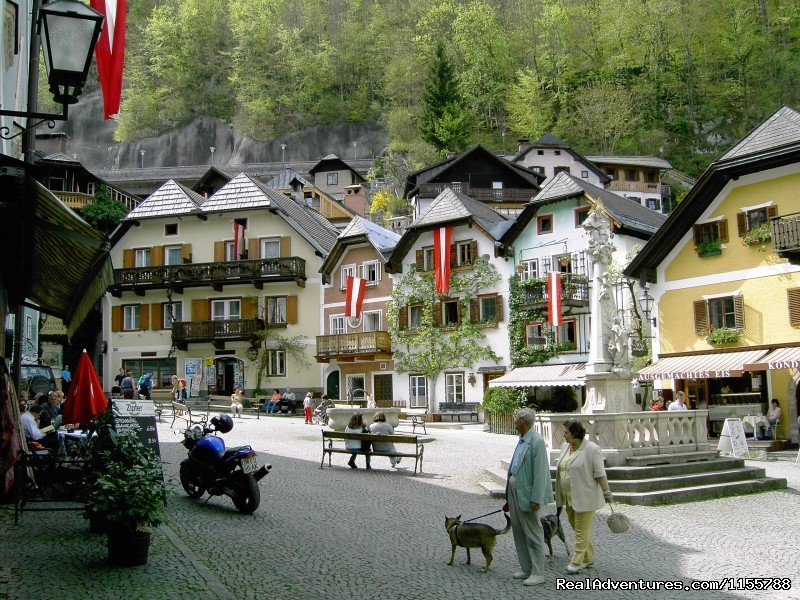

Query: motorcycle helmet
left=211, top=413, right=233, bottom=433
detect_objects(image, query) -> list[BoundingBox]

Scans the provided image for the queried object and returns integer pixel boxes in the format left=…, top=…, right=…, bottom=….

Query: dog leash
left=464, top=509, right=504, bottom=523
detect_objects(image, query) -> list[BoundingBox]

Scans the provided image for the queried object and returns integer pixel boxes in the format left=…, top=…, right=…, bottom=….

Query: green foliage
left=536, top=386, right=578, bottom=413
left=694, top=239, right=722, bottom=256
left=505, top=68, right=554, bottom=140
left=420, top=44, right=473, bottom=151
left=741, top=225, right=772, bottom=250
left=78, top=185, right=128, bottom=233
left=706, top=327, right=742, bottom=345
left=482, top=386, right=524, bottom=413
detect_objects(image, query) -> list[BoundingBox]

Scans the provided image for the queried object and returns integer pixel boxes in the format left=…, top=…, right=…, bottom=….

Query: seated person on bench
left=369, top=412, right=400, bottom=468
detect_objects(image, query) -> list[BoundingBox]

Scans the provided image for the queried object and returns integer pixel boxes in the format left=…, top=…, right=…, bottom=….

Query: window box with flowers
left=706, top=327, right=742, bottom=345
left=694, top=239, right=722, bottom=258
left=741, top=225, right=772, bottom=251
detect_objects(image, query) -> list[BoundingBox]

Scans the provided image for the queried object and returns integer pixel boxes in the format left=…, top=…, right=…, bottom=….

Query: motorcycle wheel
left=231, top=471, right=260, bottom=514
left=179, top=461, right=205, bottom=499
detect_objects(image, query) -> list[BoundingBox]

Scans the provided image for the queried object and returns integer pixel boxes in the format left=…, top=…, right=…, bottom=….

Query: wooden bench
left=320, top=431, right=424, bottom=475
left=171, top=402, right=208, bottom=428
left=435, top=402, right=481, bottom=422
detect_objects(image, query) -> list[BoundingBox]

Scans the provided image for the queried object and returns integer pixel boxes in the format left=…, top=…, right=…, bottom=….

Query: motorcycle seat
left=223, top=446, right=251, bottom=459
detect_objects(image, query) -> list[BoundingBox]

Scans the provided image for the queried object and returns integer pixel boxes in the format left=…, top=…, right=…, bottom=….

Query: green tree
left=79, top=185, right=128, bottom=233
left=420, top=43, right=472, bottom=151
left=504, top=68, right=554, bottom=139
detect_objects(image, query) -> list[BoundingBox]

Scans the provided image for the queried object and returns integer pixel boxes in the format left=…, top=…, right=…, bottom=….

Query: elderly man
left=503, top=408, right=554, bottom=587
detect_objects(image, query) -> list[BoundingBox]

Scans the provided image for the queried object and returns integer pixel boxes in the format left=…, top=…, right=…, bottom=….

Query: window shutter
left=693, top=300, right=708, bottom=335
left=286, top=295, right=298, bottom=323
left=123, top=249, right=134, bottom=268
left=788, top=288, right=800, bottom=326
left=249, top=239, right=260, bottom=260
left=111, top=306, right=122, bottom=332
left=376, top=261, right=382, bottom=281
left=151, top=304, right=163, bottom=330
left=767, top=205, right=777, bottom=220
left=733, top=294, right=745, bottom=330
left=280, top=236, right=291, bottom=257
left=192, top=299, right=210, bottom=321
left=718, top=219, right=729, bottom=243
left=398, top=306, right=408, bottom=330
left=181, top=243, right=192, bottom=263
left=470, top=240, right=478, bottom=264
left=242, top=297, right=258, bottom=319
left=449, top=244, right=457, bottom=266
left=496, top=295, right=504, bottom=322
left=140, top=304, right=150, bottom=330
left=434, top=302, right=442, bottom=326
left=416, top=249, right=424, bottom=271
left=692, top=225, right=702, bottom=246
left=150, top=246, right=163, bottom=266
left=470, top=299, right=479, bottom=323
left=737, top=212, right=747, bottom=236
left=214, top=241, right=225, bottom=262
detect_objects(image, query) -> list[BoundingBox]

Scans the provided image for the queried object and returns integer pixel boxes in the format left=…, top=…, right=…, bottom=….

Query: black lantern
left=39, top=0, right=104, bottom=105
left=638, top=287, right=656, bottom=327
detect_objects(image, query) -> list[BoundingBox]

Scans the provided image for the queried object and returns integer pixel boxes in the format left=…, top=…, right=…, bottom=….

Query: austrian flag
left=91, top=0, right=127, bottom=119
left=547, top=271, right=563, bottom=327
left=433, top=226, right=453, bottom=294
left=345, top=276, right=367, bottom=318
left=233, top=222, right=246, bottom=259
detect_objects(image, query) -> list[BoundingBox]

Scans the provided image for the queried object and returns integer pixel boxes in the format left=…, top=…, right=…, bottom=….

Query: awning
left=1, top=159, right=113, bottom=337
left=743, top=346, right=800, bottom=371
left=477, top=365, right=506, bottom=374
left=636, top=349, right=769, bottom=381
left=489, top=363, right=585, bottom=388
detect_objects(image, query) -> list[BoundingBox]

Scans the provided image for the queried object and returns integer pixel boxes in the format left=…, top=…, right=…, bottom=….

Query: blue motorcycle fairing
left=223, top=445, right=255, bottom=464
left=194, top=435, right=225, bottom=460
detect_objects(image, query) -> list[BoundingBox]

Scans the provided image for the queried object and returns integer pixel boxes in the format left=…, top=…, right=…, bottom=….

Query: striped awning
left=636, top=349, right=768, bottom=381
left=489, top=363, right=585, bottom=388
left=743, top=346, right=800, bottom=371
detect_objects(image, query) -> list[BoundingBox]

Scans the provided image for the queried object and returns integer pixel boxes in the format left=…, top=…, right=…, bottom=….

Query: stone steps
left=605, top=457, right=745, bottom=480
left=611, top=478, right=788, bottom=506
left=624, top=450, right=719, bottom=466
left=609, top=466, right=768, bottom=493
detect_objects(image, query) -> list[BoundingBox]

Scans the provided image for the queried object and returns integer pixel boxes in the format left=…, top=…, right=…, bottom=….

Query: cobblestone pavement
left=2, top=413, right=799, bottom=600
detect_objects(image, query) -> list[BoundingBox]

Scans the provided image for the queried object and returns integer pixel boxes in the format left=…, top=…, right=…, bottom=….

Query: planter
left=108, top=529, right=151, bottom=566
left=87, top=512, right=109, bottom=534
left=698, top=248, right=721, bottom=257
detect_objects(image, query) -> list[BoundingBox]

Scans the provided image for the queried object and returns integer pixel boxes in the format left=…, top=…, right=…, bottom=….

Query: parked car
left=20, top=364, right=58, bottom=397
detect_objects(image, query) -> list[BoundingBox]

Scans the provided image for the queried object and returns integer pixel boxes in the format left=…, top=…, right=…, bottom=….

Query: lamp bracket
left=0, top=104, right=68, bottom=140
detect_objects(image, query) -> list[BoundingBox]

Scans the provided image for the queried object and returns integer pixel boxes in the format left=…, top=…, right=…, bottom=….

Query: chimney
left=517, top=138, right=531, bottom=154
left=343, top=184, right=366, bottom=216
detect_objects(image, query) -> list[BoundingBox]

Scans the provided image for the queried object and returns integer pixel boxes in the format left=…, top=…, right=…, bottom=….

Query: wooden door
left=374, top=374, right=393, bottom=408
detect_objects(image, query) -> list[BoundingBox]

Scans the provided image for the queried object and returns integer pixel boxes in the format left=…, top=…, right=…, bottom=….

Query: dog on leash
left=541, top=506, right=570, bottom=561
left=445, top=513, right=511, bottom=572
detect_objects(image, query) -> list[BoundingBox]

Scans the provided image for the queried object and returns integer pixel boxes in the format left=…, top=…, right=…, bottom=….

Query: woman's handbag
left=606, top=504, right=630, bottom=534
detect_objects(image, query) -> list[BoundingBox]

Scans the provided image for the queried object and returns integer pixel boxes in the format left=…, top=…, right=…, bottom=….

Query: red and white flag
left=547, top=271, right=563, bottom=327
left=233, top=222, right=246, bottom=259
left=345, top=276, right=367, bottom=318
left=91, top=0, right=127, bottom=119
left=433, top=226, right=452, bottom=294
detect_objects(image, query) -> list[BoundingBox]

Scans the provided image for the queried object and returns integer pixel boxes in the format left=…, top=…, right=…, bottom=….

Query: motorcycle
left=179, top=413, right=271, bottom=514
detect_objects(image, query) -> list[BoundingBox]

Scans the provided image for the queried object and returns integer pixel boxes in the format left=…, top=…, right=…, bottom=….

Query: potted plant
left=85, top=431, right=166, bottom=566
left=694, top=239, right=722, bottom=257
left=557, top=253, right=572, bottom=268
left=706, top=327, right=742, bottom=345
left=741, top=224, right=772, bottom=251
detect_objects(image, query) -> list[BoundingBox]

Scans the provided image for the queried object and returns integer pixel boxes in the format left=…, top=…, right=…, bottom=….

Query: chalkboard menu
left=113, top=415, right=162, bottom=460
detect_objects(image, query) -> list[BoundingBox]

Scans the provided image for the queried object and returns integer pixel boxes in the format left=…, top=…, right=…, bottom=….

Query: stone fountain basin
left=326, top=407, right=401, bottom=432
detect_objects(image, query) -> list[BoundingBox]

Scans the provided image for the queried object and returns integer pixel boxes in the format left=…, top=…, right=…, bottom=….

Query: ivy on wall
left=508, top=274, right=556, bottom=366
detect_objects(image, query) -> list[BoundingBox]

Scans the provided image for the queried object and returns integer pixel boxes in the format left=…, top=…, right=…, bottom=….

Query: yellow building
left=626, top=106, right=800, bottom=444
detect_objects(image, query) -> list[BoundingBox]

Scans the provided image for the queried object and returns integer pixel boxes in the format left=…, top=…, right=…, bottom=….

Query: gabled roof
left=404, top=144, right=545, bottom=198
left=387, top=187, right=508, bottom=272
left=201, top=173, right=274, bottom=211
left=191, top=166, right=233, bottom=195
left=511, top=133, right=610, bottom=183
left=319, top=216, right=400, bottom=278
left=266, top=168, right=312, bottom=189
left=125, top=179, right=204, bottom=220
left=308, top=154, right=366, bottom=183
left=531, top=172, right=666, bottom=236
left=586, top=155, right=672, bottom=170
left=625, top=105, right=800, bottom=284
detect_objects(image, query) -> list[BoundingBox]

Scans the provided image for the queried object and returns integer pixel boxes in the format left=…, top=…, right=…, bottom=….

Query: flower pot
left=108, top=529, right=151, bottom=566
left=698, top=248, right=721, bottom=257
left=87, top=512, right=109, bottom=534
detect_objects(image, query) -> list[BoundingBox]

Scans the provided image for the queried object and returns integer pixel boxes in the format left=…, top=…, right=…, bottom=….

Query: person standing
left=668, top=391, right=688, bottom=411
left=503, top=408, right=553, bottom=587
left=60, top=365, right=71, bottom=392
left=555, top=419, right=613, bottom=574
left=303, top=392, right=313, bottom=424
left=113, top=368, right=125, bottom=394
left=121, top=371, right=136, bottom=399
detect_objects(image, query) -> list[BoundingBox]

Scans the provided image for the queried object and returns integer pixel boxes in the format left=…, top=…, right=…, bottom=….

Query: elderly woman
left=369, top=412, right=400, bottom=468
left=555, top=419, right=613, bottom=574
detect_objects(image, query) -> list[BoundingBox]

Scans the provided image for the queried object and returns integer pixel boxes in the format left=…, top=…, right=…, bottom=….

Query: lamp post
left=280, top=143, right=286, bottom=163
left=210, top=146, right=215, bottom=165
left=140, top=149, right=145, bottom=169
left=352, top=141, right=357, bottom=162
left=638, top=286, right=657, bottom=328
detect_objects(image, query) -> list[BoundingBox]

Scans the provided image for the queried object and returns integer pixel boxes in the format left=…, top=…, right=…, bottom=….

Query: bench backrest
left=323, top=431, right=417, bottom=444
left=439, top=402, right=480, bottom=411
left=172, top=402, right=190, bottom=416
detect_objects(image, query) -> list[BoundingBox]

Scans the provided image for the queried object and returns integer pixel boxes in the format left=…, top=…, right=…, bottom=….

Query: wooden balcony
left=316, top=331, right=392, bottom=363
left=172, top=318, right=264, bottom=350
left=418, top=182, right=534, bottom=203
left=52, top=191, right=94, bottom=209
left=607, top=180, right=661, bottom=194
left=519, top=274, right=590, bottom=309
left=110, top=257, right=306, bottom=296
left=771, top=212, right=800, bottom=264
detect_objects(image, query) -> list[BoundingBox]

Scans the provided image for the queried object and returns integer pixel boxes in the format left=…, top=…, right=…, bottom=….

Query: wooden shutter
left=767, top=205, right=778, bottom=220
left=139, top=304, right=150, bottom=330
left=416, top=249, right=424, bottom=271
left=449, top=244, right=457, bottom=267
left=150, top=245, right=163, bottom=266
left=733, top=294, right=745, bottom=330
left=122, top=249, right=134, bottom=268
left=151, top=304, right=163, bottom=330
left=398, top=306, right=408, bottom=330
left=470, top=299, right=479, bottom=323
left=286, top=295, right=298, bottom=323
left=181, top=243, right=192, bottom=263
left=788, top=288, right=800, bottom=326
left=111, top=306, right=122, bottom=332
left=470, top=240, right=478, bottom=264
left=496, top=295, right=504, bottom=322
left=692, top=225, right=702, bottom=245
left=242, top=296, right=258, bottom=319
left=433, top=302, right=442, bottom=326
left=280, top=236, right=291, bottom=257
left=718, top=219, right=729, bottom=243
left=249, top=239, right=260, bottom=260
left=192, top=299, right=210, bottom=321
left=693, top=300, right=708, bottom=335
left=737, top=212, right=747, bottom=236
left=214, top=241, right=225, bottom=262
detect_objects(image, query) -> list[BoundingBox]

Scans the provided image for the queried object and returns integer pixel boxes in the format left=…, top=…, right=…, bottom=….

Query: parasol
left=61, top=349, right=108, bottom=427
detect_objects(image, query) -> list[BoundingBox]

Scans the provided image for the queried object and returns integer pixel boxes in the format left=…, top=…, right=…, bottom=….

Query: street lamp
left=637, top=286, right=657, bottom=327
left=280, top=143, right=286, bottom=163
left=210, top=146, right=215, bottom=164
left=139, top=149, right=145, bottom=169
left=0, top=0, right=104, bottom=139
left=352, top=141, right=357, bottom=162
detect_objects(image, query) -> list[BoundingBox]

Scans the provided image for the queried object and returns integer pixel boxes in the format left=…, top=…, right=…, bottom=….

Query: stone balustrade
left=534, top=410, right=711, bottom=466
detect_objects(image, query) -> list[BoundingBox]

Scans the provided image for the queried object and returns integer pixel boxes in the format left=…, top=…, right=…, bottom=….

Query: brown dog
left=541, top=506, right=570, bottom=561
left=445, top=513, right=511, bottom=572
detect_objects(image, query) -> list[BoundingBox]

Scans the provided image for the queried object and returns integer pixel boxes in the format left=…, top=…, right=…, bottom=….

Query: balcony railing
left=418, top=182, right=534, bottom=203
left=110, top=257, right=306, bottom=295
left=607, top=180, right=661, bottom=194
left=52, top=191, right=94, bottom=209
left=316, top=331, right=392, bottom=362
left=172, top=318, right=264, bottom=350
left=771, top=213, right=800, bottom=261
left=519, top=274, right=590, bottom=308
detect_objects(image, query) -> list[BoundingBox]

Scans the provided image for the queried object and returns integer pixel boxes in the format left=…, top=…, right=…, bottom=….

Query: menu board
left=114, top=415, right=162, bottom=460
left=717, top=418, right=749, bottom=457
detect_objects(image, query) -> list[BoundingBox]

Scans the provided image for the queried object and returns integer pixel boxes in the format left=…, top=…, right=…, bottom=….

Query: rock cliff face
left=53, top=92, right=388, bottom=170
